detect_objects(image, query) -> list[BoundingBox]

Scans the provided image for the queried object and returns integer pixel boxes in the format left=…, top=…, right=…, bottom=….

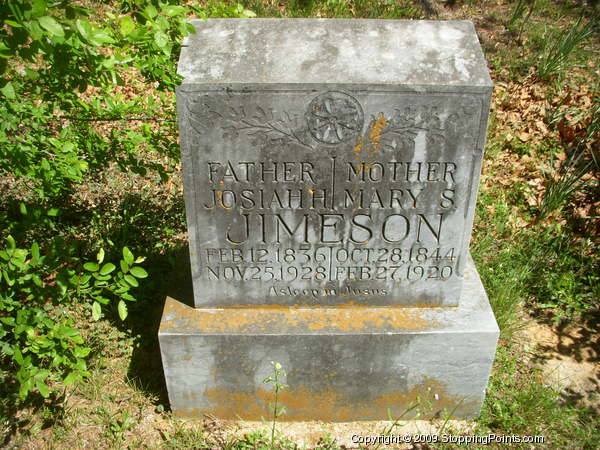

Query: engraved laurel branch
left=365, top=101, right=479, bottom=152
left=185, top=95, right=315, bottom=150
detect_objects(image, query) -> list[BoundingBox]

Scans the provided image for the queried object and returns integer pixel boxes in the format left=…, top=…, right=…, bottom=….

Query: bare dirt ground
left=524, top=315, right=600, bottom=411
left=198, top=417, right=475, bottom=448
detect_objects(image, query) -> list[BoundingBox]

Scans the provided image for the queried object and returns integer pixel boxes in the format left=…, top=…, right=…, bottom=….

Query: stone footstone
left=159, top=255, right=498, bottom=420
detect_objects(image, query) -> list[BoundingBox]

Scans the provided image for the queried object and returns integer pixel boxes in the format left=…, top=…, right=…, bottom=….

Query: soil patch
left=524, top=314, right=600, bottom=410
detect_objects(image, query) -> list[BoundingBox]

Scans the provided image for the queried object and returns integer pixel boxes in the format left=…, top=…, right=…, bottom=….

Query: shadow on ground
left=527, top=312, right=600, bottom=411
left=125, top=243, right=195, bottom=409
left=80, top=189, right=195, bottom=409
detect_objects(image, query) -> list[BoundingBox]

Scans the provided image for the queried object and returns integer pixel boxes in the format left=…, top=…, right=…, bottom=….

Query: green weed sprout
left=263, top=361, right=288, bottom=448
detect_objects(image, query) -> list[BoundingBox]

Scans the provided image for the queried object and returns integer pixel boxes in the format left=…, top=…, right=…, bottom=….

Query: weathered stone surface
left=178, top=19, right=492, bottom=87
left=159, top=255, right=499, bottom=420
left=163, top=19, right=498, bottom=421
left=178, top=19, right=492, bottom=308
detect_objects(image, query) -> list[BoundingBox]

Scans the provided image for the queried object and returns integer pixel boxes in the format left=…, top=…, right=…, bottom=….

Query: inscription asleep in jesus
left=180, top=89, right=484, bottom=306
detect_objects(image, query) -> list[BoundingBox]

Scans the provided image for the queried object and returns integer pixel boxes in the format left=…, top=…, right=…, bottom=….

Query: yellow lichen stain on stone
left=368, top=113, right=388, bottom=152
left=160, top=298, right=436, bottom=334
left=159, top=298, right=449, bottom=336
left=303, top=307, right=430, bottom=332
left=159, top=298, right=193, bottom=332
left=353, top=114, right=389, bottom=163
left=179, top=378, right=472, bottom=421
left=353, top=135, right=364, bottom=158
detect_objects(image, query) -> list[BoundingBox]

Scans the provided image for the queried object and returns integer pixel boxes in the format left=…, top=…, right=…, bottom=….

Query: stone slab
left=158, top=255, right=499, bottom=421
left=178, top=19, right=492, bottom=87
left=177, top=19, right=492, bottom=308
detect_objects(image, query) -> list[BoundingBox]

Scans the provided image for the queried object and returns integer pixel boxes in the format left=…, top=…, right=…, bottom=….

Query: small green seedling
left=262, top=361, right=288, bottom=448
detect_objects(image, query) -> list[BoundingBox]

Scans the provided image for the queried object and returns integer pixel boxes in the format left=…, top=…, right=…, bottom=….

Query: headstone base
left=159, top=255, right=498, bottom=421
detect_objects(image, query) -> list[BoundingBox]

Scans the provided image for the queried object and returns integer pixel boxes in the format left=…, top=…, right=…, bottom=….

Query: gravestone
left=159, top=18, right=499, bottom=421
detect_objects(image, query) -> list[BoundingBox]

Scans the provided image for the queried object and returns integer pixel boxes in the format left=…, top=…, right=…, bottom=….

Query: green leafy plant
left=0, top=0, right=251, bottom=410
left=0, top=1, right=118, bottom=96
left=205, top=1, right=257, bottom=19
left=115, top=3, right=195, bottom=90
left=262, top=361, right=288, bottom=448
left=104, top=410, right=134, bottom=442
left=0, top=237, right=91, bottom=400
left=0, top=1, right=193, bottom=206
left=74, top=247, right=148, bottom=321
left=0, top=235, right=147, bottom=401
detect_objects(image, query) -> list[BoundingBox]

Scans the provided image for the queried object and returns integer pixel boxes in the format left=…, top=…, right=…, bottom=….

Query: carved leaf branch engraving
left=184, top=92, right=482, bottom=155
left=185, top=95, right=315, bottom=150
left=363, top=100, right=481, bottom=154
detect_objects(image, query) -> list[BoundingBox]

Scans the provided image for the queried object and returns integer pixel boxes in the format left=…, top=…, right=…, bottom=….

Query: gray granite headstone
left=160, top=18, right=499, bottom=421
left=177, top=19, right=492, bottom=308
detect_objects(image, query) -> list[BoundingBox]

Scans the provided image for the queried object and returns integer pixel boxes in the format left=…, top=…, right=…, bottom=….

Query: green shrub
left=0, top=236, right=148, bottom=400
left=0, top=1, right=193, bottom=205
left=76, top=247, right=148, bottom=322
left=0, top=237, right=90, bottom=400
left=0, top=0, right=256, bottom=404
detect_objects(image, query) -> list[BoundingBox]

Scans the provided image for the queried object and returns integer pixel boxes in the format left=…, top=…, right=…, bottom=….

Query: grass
left=536, top=17, right=595, bottom=80
left=474, top=181, right=599, bottom=324
left=1, top=0, right=599, bottom=448
left=506, top=0, right=537, bottom=42
left=539, top=149, right=592, bottom=218
left=476, top=345, right=600, bottom=449
left=238, top=0, right=423, bottom=18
